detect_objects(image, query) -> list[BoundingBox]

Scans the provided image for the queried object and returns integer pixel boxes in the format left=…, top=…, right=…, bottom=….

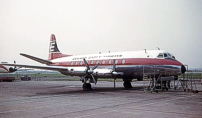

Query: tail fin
left=48, top=34, right=71, bottom=60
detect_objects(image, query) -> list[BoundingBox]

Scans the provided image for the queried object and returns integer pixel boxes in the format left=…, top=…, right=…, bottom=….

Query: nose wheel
left=123, top=81, right=132, bottom=89
left=83, top=83, right=92, bottom=90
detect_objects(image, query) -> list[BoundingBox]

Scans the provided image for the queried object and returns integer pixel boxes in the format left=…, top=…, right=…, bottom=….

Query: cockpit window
left=157, top=53, right=164, bottom=58
left=157, top=52, right=176, bottom=60
left=164, top=53, right=168, bottom=58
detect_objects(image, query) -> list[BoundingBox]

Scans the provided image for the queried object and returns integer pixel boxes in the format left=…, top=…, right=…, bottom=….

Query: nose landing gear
left=83, top=83, right=92, bottom=91
left=123, top=80, right=132, bottom=89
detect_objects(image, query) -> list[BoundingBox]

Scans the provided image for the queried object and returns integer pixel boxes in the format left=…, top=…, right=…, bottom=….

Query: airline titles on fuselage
left=72, top=54, right=122, bottom=61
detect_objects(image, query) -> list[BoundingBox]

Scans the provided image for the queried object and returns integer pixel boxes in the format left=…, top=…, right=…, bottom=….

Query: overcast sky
left=0, top=0, right=202, bottom=68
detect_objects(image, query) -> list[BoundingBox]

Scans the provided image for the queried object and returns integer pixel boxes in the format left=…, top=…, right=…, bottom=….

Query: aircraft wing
left=0, top=63, right=68, bottom=71
left=1, top=61, right=124, bottom=77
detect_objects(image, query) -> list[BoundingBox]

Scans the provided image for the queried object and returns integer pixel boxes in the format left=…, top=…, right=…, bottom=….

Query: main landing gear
left=123, top=80, right=132, bottom=89
left=83, top=83, right=92, bottom=90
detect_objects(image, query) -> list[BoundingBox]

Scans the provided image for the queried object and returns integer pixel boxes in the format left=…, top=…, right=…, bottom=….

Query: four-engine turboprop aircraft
left=1, top=34, right=186, bottom=90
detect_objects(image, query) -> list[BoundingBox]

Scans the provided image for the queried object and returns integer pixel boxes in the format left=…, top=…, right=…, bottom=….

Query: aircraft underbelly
left=116, top=65, right=181, bottom=78
left=60, top=65, right=181, bottom=79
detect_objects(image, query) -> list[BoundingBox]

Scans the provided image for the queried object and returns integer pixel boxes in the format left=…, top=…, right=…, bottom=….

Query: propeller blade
left=91, top=74, right=96, bottom=84
left=14, top=60, right=17, bottom=70
left=92, top=63, right=99, bottom=70
left=114, top=78, right=116, bottom=88
left=81, top=74, right=88, bottom=81
left=83, top=58, right=90, bottom=70
left=113, top=60, right=116, bottom=72
left=113, top=60, right=117, bottom=88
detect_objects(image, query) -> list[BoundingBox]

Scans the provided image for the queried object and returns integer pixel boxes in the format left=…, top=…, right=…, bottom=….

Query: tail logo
left=49, top=41, right=60, bottom=53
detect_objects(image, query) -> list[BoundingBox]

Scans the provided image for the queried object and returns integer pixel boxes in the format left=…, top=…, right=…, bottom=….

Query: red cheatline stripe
left=50, top=58, right=182, bottom=67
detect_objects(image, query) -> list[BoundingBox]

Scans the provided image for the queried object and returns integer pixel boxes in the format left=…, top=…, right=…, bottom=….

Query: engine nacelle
left=9, top=67, right=17, bottom=73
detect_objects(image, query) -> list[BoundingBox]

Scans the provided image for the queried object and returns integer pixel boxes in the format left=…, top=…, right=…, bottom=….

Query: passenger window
left=91, top=61, right=94, bottom=65
left=102, top=60, right=105, bottom=65
left=75, top=62, right=78, bottom=65
left=122, top=59, right=125, bottom=64
left=115, top=60, right=118, bottom=64
left=80, top=61, right=82, bottom=65
left=70, top=62, right=73, bottom=65
left=108, top=60, right=112, bottom=64
left=96, top=60, right=99, bottom=64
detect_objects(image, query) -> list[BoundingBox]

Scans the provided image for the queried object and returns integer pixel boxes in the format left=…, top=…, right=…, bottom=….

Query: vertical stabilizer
left=48, top=34, right=71, bottom=60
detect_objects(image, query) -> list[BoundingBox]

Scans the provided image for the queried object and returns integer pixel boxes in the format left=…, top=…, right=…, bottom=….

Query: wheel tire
left=123, top=81, right=132, bottom=89
left=87, top=83, right=91, bottom=90
left=83, top=84, right=87, bottom=90
left=83, top=83, right=91, bottom=91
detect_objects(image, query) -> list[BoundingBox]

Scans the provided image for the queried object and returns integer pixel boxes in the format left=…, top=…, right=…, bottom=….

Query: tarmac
left=0, top=80, right=202, bottom=118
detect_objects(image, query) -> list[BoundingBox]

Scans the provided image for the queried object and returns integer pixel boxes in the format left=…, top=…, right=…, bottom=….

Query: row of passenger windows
left=70, top=60, right=126, bottom=66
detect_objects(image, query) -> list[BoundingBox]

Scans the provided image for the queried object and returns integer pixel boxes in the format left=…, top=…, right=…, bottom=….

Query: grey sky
left=0, top=0, right=202, bottom=68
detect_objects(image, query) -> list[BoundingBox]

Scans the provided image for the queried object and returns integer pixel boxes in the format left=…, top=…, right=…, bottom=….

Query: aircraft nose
left=181, top=65, right=186, bottom=73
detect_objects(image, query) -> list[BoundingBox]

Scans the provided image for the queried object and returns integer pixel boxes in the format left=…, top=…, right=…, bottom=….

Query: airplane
left=0, top=62, right=33, bottom=73
left=1, top=34, right=186, bottom=90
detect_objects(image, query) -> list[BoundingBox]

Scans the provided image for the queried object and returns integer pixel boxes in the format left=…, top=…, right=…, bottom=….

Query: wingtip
left=20, top=53, right=27, bottom=56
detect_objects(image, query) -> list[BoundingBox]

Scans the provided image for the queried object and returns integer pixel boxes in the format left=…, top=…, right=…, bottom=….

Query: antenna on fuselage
left=156, top=47, right=160, bottom=50
left=144, top=49, right=147, bottom=53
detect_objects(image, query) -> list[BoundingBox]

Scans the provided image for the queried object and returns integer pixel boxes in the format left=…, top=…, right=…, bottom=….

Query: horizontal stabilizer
left=20, top=53, right=52, bottom=65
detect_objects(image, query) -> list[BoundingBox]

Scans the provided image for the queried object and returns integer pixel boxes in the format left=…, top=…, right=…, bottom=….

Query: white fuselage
left=49, top=50, right=183, bottom=79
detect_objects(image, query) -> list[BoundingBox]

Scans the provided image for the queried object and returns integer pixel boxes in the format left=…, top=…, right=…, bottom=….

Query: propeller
left=9, top=60, right=21, bottom=72
left=83, top=58, right=99, bottom=84
left=9, top=61, right=17, bottom=72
